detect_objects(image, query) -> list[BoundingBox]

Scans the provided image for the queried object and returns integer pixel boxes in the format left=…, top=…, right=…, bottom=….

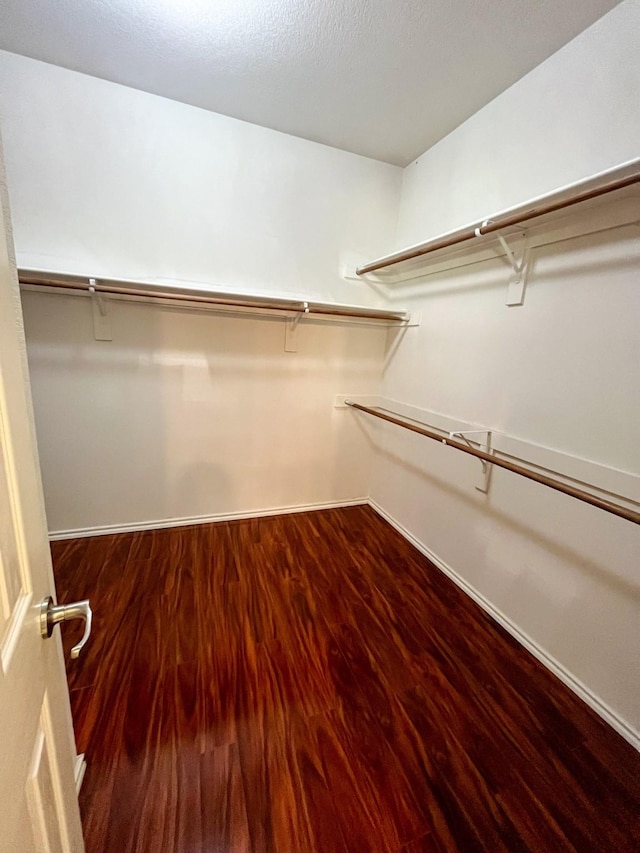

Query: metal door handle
left=40, top=596, right=93, bottom=659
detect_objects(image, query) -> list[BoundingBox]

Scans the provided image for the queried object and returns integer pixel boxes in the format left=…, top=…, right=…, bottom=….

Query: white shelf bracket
left=284, top=302, right=309, bottom=352
left=88, top=279, right=112, bottom=341
left=495, top=231, right=530, bottom=306
left=449, top=429, right=493, bottom=493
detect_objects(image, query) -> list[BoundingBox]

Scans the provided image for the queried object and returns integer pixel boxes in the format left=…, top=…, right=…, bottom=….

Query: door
left=0, top=140, right=85, bottom=850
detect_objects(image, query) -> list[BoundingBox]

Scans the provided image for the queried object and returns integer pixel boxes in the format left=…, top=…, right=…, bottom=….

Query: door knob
left=40, top=596, right=93, bottom=659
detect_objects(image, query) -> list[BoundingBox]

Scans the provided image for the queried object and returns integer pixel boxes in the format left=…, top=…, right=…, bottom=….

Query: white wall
left=0, top=51, right=400, bottom=306
left=0, top=51, right=402, bottom=532
left=21, top=290, right=385, bottom=533
left=395, top=0, right=640, bottom=245
left=370, top=0, right=640, bottom=743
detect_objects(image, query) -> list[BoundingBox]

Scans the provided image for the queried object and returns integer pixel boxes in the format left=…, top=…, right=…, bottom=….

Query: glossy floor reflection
left=51, top=505, right=640, bottom=852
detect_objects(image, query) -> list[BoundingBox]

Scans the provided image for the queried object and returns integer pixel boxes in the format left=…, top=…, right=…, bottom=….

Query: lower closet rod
left=346, top=401, right=640, bottom=526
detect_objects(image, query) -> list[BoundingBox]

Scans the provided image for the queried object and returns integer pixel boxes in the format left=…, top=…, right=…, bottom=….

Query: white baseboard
left=368, top=499, right=640, bottom=753
left=73, top=753, right=87, bottom=794
left=48, top=497, right=368, bottom=540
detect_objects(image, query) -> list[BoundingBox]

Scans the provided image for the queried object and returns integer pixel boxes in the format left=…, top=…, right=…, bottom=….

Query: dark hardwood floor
left=51, top=505, right=640, bottom=852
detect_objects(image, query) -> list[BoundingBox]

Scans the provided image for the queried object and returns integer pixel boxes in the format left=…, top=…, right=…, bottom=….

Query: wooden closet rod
left=356, top=164, right=640, bottom=275
left=346, top=402, right=640, bottom=525
left=18, top=274, right=407, bottom=322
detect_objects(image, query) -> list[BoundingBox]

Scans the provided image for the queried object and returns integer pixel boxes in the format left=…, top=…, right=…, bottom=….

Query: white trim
left=48, top=497, right=368, bottom=540
left=368, top=498, right=640, bottom=753
left=73, top=754, right=86, bottom=795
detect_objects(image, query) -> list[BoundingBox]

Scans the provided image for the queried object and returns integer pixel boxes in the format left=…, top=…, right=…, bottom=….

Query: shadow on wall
left=173, top=463, right=233, bottom=521
left=23, top=294, right=254, bottom=530
left=22, top=292, right=386, bottom=532
left=367, top=424, right=640, bottom=601
left=22, top=291, right=176, bottom=531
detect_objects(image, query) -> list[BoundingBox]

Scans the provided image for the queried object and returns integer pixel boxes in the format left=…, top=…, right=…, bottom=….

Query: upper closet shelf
left=19, top=270, right=411, bottom=350
left=353, top=158, right=640, bottom=290
left=19, top=270, right=409, bottom=320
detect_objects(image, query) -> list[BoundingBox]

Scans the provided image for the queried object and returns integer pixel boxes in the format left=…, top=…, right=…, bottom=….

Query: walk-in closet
left=0, top=1, right=638, bottom=850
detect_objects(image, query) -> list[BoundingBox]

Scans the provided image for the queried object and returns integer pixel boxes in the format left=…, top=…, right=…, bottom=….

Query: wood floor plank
left=51, top=505, right=640, bottom=852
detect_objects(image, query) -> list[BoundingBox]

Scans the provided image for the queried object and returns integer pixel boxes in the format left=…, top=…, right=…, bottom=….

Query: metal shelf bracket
left=284, top=302, right=309, bottom=352
left=88, top=278, right=112, bottom=341
left=495, top=231, right=530, bottom=306
left=449, top=429, right=493, bottom=493
left=478, top=223, right=530, bottom=306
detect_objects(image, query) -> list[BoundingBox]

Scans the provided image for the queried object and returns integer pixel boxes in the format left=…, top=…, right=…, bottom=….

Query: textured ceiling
left=0, top=0, right=621, bottom=165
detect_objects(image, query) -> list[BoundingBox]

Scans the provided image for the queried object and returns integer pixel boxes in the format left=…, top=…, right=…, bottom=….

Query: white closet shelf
left=18, top=269, right=409, bottom=323
left=355, top=158, right=640, bottom=282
